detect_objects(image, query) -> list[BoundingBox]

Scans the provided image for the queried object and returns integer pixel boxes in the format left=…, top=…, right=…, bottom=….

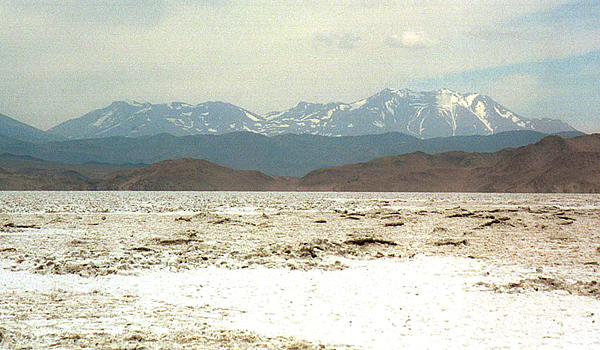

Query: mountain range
left=0, top=129, right=583, bottom=177
left=0, top=87, right=588, bottom=190
left=1, top=134, right=599, bottom=192
left=46, top=88, right=577, bottom=139
left=48, top=101, right=263, bottom=140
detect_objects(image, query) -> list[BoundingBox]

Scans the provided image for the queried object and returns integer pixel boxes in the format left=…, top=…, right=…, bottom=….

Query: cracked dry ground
left=1, top=192, right=599, bottom=349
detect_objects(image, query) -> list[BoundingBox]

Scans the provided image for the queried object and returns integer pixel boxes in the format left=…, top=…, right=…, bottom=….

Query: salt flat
left=1, top=192, right=599, bottom=349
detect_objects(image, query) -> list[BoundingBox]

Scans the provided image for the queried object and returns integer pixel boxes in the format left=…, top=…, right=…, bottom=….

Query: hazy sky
left=1, top=0, right=599, bottom=132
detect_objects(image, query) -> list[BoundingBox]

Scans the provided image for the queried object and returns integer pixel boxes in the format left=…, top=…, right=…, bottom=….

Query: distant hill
left=0, top=153, right=142, bottom=190
left=0, top=155, right=287, bottom=191
left=0, top=112, right=61, bottom=143
left=474, top=134, right=600, bottom=192
left=0, top=153, right=141, bottom=178
left=47, top=88, right=577, bottom=139
left=99, top=158, right=290, bottom=191
left=0, top=157, right=97, bottom=190
left=1, top=134, right=599, bottom=192
left=296, top=134, right=600, bottom=193
left=0, top=130, right=584, bottom=176
left=0, top=154, right=293, bottom=191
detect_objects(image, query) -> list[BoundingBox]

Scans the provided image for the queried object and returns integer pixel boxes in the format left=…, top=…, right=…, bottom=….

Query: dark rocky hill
left=296, top=134, right=600, bottom=193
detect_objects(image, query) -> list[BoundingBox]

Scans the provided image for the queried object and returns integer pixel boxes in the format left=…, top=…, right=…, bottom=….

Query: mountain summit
left=48, top=101, right=263, bottom=139
left=48, top=89, right=577, bottom=139
left=259, top=88, right=576, bottom=138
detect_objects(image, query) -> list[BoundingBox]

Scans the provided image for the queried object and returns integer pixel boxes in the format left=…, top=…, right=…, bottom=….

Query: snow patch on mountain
left=92, top=110, right=114, bottom=127
left=254, top=88, right=571, bottom=138
left=48, top=89, right=577, bottom=139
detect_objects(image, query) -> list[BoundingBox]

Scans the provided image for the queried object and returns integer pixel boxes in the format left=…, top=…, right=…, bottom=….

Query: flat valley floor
left=1, top=192, right=599, bottom=349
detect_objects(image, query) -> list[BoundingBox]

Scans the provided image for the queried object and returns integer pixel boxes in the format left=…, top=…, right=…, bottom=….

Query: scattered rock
left=557, top=215, right=575, bottom=225
left=476, top=217, right=510, bottom=229
left=298, top=246, right=321, bottom=258
left=293, top=239, right=348, bottom=260
left=286, top=340, right=323, bottom=350
left=430, top=226, right=450, bottom=234
left=448, top=210, right=497, bottom=219
left=63, top=262, right=84, bottom=274
left=477, top=277, right=600, bottom=297
left=383, top=221, right=404, bottom=227
left=447, top=211, right=475, bottom=218
left=156, top=238, right=196, bottom=245
left=573, top=280, right=600, bottom=297
left=3, top=222, right=40, bottom=229
left=434, top=239, right=468, bottom=246
left=211, top=218, right=231, bottom=224
left=344, top=238, right=397, bottom=246
left=132, top=247, right=155, bottom=252
left=185, top=230, right=199, bottom=238
left=380, top=214, right=401, bottom=220
left=475, top=213, right=496, bottom=219
left=126, top=334, right=144, bottom=342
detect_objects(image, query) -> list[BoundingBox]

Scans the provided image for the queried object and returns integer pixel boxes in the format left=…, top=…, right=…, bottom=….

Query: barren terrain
left=3, top=134, right=600, bottom=193
left=1, top=192, right=600, bottom=349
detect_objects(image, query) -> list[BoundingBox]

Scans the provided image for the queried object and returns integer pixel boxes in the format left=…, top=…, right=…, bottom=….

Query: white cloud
left=339, top=33, right=361, bottom=49
left=385, top=31, right=431, bottom=49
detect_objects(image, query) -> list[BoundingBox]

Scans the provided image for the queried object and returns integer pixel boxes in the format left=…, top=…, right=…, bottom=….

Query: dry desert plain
left=1, top=191, right=600, bottom=349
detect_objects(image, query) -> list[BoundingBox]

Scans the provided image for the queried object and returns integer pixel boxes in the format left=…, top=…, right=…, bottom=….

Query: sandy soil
left=1, top=192, right=599, bottom=349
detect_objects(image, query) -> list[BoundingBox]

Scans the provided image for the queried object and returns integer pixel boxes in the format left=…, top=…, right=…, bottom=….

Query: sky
left=0, top=0, right=599, bottom=133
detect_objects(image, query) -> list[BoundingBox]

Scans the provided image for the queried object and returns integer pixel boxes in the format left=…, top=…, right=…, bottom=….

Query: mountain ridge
left=0, top=130, right=583, bottom=177
left=48, top=100, right=263, bottom=139
left=47, top=88, right=577, bottom=139
left=0, top=112, right=62, bottom=143
left=1, top=134, right=599, bottom=192
left=296, top=133, right=600, bottom=193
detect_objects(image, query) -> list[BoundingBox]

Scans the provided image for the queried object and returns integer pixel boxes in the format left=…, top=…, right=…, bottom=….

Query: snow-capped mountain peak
left=257, top=88, right=576, bottom=138
left=49, top=100, right=264, bottom=139
left=49, top=89, right=577, bottom=139
left=121, top=99, right=147, bottom=107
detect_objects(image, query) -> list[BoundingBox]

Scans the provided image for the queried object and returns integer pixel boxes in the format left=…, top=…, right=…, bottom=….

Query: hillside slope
left=0, top=113, right=61, bottom=143
left=0, top=130, right=579, bottom=177
left=99, top=158, right=290, bottom=191
left=297, top=134, right=600, bottom=193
